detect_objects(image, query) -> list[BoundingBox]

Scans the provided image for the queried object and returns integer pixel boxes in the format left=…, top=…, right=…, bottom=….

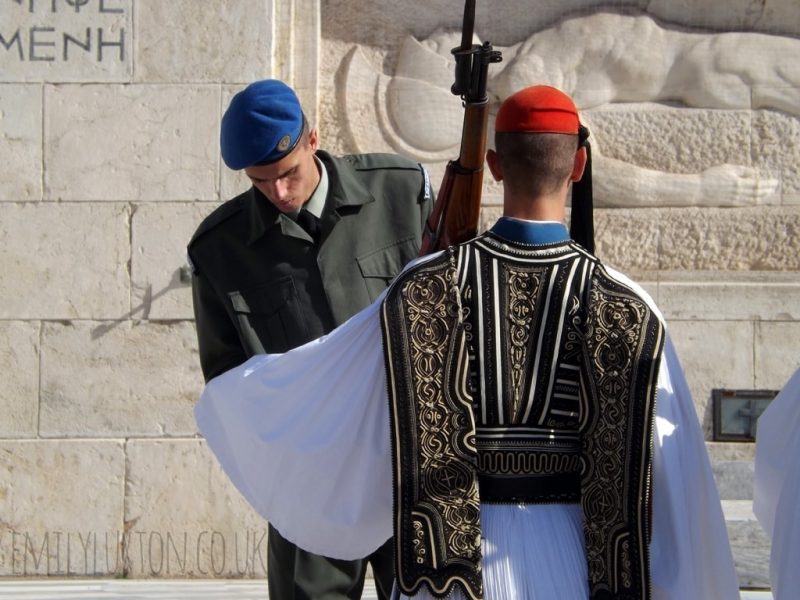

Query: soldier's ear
left=486, top=149, right=503, bottom=182
left=570, top=146, right=587, bottom=182
left=307, top=128, right=319, bottom=152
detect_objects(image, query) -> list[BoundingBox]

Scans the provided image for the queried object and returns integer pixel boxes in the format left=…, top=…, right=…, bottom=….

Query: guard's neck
left=503, top=190, right=567, bottom=223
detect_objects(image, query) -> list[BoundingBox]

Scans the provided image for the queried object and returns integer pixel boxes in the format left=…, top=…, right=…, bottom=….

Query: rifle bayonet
left=419, top=0, right=503, bottom=255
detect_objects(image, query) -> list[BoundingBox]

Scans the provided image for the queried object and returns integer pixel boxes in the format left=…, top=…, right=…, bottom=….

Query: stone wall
left=1, top=0, right=798, bottom=583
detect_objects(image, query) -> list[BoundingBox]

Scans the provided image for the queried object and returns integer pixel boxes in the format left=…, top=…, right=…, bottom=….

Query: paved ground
left=0, top=580, right=775, bottom=599
left=0, top=580, right=373, bottom=599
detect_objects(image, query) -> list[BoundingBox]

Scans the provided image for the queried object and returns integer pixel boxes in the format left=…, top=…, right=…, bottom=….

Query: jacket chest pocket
left=357, top=236, right=419, bottom=301
left=228, top=277, right=308, bottom=354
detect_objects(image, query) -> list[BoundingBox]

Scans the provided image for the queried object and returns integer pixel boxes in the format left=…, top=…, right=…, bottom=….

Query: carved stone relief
left=340, top=12, right=799, bottom=208
left=273, top=0, right=321, bottom=127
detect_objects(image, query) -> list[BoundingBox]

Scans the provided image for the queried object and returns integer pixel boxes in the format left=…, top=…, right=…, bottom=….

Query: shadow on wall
left=91, top=268, right=191, bottom=340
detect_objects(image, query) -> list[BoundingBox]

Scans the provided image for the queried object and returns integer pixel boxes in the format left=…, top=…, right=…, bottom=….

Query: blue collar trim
left=489, top=217, right=570, bottom=245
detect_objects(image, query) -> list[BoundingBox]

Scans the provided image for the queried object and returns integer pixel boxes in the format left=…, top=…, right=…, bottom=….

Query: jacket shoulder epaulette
left=188, top=191, right=249, bottom=248
left=343, top=153, right=420, bottom=172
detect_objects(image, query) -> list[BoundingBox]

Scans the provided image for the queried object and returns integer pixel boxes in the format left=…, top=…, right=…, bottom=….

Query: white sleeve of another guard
left=194, top=296, right=393, bottom=560
left=754, top=367, right=800, bottom=600
left=649, top=336, right=740, bottom=600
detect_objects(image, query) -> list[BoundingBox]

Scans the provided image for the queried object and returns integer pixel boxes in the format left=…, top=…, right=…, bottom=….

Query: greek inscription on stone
left=1, top=0, right=131, bottom=81
left=9, top=0, right=123, bottom=13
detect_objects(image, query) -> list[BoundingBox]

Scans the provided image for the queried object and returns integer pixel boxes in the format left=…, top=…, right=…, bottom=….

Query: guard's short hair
left=495, top=131, right=578, bottom=197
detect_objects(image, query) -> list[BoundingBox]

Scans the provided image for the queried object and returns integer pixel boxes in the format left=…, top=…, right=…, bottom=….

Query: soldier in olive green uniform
left=188, top=80, right=432, bottom=599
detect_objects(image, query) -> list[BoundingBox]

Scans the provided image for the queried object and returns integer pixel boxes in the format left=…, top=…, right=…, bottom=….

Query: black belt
left=478, top=472, right=580, bottom=504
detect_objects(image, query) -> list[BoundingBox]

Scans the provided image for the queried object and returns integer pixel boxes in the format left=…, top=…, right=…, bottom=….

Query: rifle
left=419, top=0, right=502, bottom=255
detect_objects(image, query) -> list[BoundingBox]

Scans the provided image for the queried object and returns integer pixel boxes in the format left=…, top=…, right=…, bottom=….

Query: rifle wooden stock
left=419, top=100, right=490, bottom=255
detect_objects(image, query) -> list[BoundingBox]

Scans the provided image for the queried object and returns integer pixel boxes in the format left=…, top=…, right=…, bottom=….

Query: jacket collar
left=244, top=150, right=374, bottom=245
left=316, top=150, right=375, bottom=213
left=245, top=187, right=281, bottom=245
left=490, top=217, right=570, bottom=245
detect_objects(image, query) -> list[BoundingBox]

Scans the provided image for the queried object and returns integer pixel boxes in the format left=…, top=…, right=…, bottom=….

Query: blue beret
left=220, top=80, right=305, bottom=170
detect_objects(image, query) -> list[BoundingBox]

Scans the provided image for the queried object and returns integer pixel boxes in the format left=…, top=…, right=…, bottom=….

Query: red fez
left=495, top=85, right=580, bottom=134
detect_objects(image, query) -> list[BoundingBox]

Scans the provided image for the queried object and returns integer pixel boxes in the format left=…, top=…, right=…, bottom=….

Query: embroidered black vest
left=381, top=234, right=665, bottom=600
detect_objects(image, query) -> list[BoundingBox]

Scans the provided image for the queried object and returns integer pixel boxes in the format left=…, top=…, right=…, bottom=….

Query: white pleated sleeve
left=195, top=304, right=739, bottom=598
left=195, top=296, right=394, bottom=560
left=754, top=368, right=800, bottom=600
left=650, top=338, right=740, bottom=599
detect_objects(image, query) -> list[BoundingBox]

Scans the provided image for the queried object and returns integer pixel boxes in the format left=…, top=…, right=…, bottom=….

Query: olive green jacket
left=189, top=150, right=433, bottom=382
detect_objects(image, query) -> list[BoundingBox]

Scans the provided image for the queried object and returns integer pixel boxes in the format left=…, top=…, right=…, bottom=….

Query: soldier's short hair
left=495, top=131, right=578, bottom=197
